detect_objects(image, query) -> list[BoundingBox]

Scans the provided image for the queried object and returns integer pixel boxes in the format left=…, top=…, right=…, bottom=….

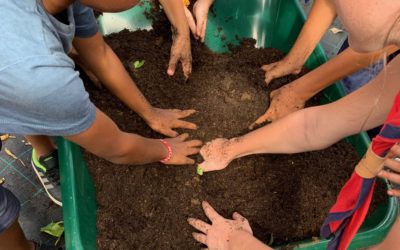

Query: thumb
left=264, top=71, right=277, bottom=86
left=249, top=111, right=272, bottom=130
left=232, top=212, right=246, bottom=221
left=261, top=63, right=276, bottom=72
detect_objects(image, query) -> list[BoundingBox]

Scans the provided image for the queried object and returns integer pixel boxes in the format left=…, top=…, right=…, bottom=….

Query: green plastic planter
left=59, top=1, right=398, bottom=249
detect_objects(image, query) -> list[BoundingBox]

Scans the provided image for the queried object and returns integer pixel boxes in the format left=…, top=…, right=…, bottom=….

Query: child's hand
left=193, top=0, right=214, bottom=42
left=144, top=107, right=198, bottom=137
left=198, top=138, right=234, bottom=172
left=163, top=133, right=202, bottom=165
left=249, top=84, right=306, bottom=129
left=262, top=57, right=302, bottom=85
left=167, top=28, right=192, bottom=79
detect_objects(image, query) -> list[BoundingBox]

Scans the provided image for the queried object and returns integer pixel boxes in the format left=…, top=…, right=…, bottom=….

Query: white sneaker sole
left=31, top=160, right=62, bottom=207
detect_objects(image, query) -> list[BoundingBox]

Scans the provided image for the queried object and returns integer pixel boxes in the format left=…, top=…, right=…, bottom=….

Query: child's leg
left=0, top=221, right=33, bottom=250
left=25, top=135, right=61, bottom=206
left=0, top=186, right=32, bottom=250
left=25, top=135, right=56, bottom=157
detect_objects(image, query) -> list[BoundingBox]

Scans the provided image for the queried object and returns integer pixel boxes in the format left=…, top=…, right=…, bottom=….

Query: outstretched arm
left=73, top=32, right=197, bottom=137
left=262, top=0, right=336, bottom=84
left=66, top=108, right=201, bottom=165
left=251, top=45, right=399, bottom=126
left=200, top=55, right=400, bottom=172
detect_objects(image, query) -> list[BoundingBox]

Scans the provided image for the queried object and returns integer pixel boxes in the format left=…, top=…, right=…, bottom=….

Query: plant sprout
left=132, top=60, right=145, bottom=69
left=196, top=166, right=203, bottom=176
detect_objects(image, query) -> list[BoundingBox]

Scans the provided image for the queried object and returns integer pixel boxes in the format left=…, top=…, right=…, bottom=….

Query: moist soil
left=83, top=17, right=387, bottom=250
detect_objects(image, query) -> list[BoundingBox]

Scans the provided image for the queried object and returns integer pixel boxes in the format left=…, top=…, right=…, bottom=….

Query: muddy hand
left=198, top=138, right=235, bottom=172
left=145, top=107, right=198, bottom=137
left=193, top=0, right=214, bottom=42
left=249, top=84, right=305, bottom=129
left=188, top=201, right=253, bottom=249
left=378, top=143, right=400, bottom=197
left=163, top=133, right=202, bottom=165
left=167, top=27, right=192, bottom=79
left=262, top=58, right=302, bottom=85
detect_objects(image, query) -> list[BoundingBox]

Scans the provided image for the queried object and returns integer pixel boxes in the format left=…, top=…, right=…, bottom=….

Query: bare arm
left=263, top=0, right=337, bottom=84
left=291, top=45, right=399, bottom=101
left=200, top=55, right=400, bottom=172
left=73, top=33, right=197, bottom=137
left=251, top=45, right=399, bottom=126
left=285, top=0, right=337, bottom=67
left=66, top=109, right=201, bottom=165
left=73, top=33, right=154, bottom=115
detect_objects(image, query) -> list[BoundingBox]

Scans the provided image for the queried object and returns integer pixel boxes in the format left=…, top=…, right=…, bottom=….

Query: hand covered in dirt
left=167, top=27, right=192, bottom=79
left=163, top=133, right=202, bottom=165
left=378, top=143, right=400, bottom=197
left=193, top=0, right=214, bottom=42
left=249, top=84, right=306, bottom=129
left=144, top=107, right=198, bottom=137
left=262, top=57, right=302, bottom=85
left=184, top=0, right=214, bottom=42
left=198, top=138, right=236, bottom=172
left=188, top=201, right=253, bottom=249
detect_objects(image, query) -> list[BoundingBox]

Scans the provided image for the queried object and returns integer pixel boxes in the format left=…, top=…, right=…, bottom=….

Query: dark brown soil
left=82, top=18, right=387, bottom=250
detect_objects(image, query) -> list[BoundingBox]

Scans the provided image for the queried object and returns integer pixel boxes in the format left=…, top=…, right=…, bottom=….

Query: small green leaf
left=196, top=166, right=203, bottom=176
left=133, top=60, right=145, bottom=69
left=41, top=221, right=64, bottom=238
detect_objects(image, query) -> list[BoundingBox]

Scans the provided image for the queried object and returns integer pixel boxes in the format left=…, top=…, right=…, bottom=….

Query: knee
left=0, top=186, right=20, bottom=233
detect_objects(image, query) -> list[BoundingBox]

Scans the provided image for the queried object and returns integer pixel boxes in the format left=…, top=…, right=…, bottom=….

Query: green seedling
left=196, top=166, right=203, bottom=176
left=41, top=221, right=64, bottom=245
left=132, top=60, right=145, bottom=69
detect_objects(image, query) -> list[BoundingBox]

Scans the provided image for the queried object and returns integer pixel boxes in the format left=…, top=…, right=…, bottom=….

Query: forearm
left=66, top=109, right=167, bottom=165
left=286, top=0, right=336, bottom=66
left=228, top=56, right=400, bottom=159
left=159, top=0, right=189, bottom=33
left=291, top=45, right=399, bottom=101
left=74, top=35, right=154, bottom=119
left=229, top=230, right=272, bottom=250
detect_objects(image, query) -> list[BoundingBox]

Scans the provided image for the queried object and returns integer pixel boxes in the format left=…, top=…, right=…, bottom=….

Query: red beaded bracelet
left=159, top=139, right=172, bottom=163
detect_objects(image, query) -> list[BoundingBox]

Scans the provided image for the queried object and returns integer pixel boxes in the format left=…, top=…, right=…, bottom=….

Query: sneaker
left=31, top=149, right=62, bottom=206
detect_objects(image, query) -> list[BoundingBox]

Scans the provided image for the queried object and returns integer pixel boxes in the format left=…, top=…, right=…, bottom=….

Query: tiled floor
left=0, top=136, right=63, bottom=247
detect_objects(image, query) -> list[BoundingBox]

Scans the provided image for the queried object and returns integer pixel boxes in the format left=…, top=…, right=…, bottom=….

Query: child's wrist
left=159, top=139, right=173, bottom=163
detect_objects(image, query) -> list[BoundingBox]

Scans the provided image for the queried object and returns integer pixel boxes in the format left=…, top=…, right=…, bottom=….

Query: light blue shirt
left=0, top=0, right=98, bottom=136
